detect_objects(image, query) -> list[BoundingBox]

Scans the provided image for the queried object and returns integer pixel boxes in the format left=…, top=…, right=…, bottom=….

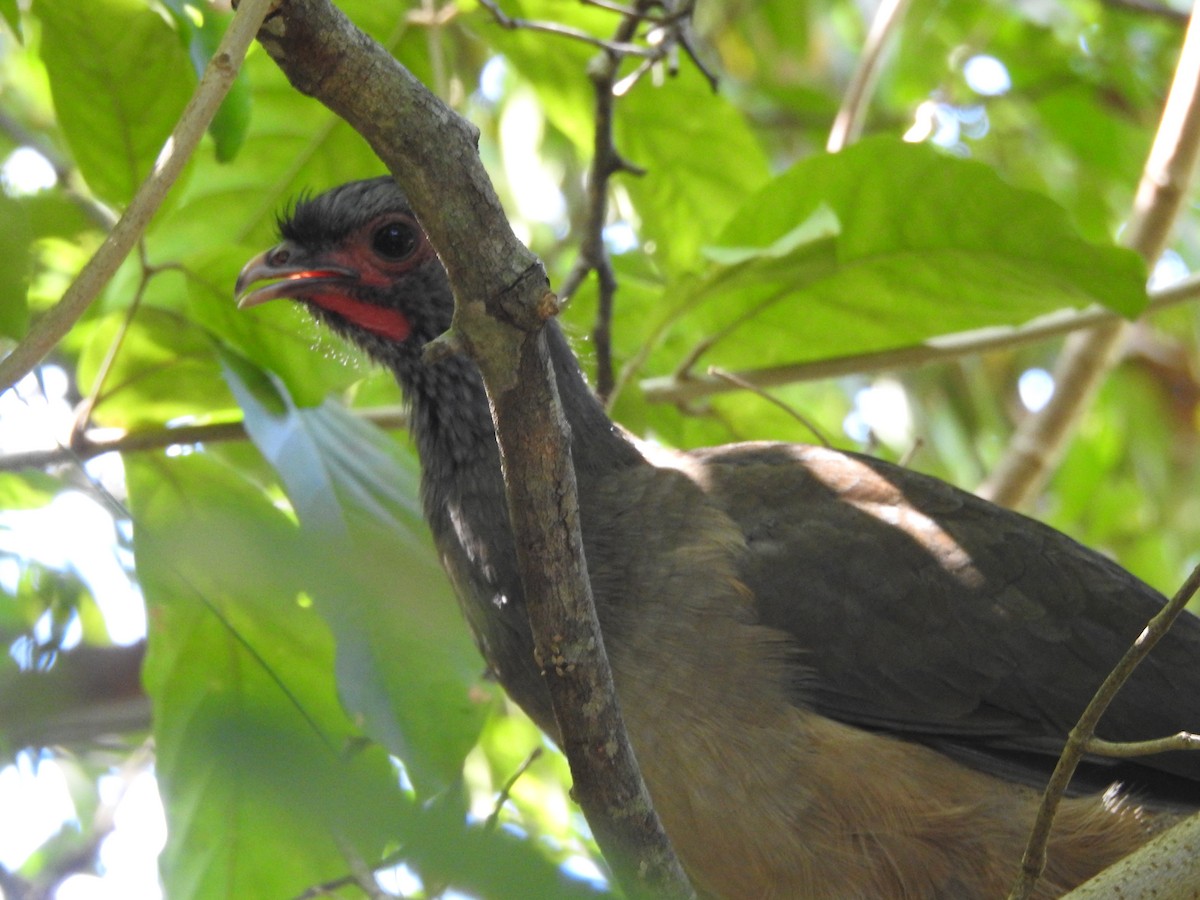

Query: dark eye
left=372, top=221, right=420, bottom=260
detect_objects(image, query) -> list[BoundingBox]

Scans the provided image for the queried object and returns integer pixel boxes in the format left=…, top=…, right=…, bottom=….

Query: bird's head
left=235, top=177, right=454, bottom=358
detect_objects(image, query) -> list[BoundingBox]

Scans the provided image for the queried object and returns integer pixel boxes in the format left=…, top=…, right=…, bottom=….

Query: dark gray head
left=235, top=177, right=455, bottom=361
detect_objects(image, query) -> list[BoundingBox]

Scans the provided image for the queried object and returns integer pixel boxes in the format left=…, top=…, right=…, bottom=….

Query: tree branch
left=827, top=0, right=913, bottom=151
left=251, top=3, right=692, bottom=896
left=980, top=8, right=1200, bottom=510
left=638, top=271, right=1200, bottom=403
left=0, top=0, right=275, bottom=394
left=0, top=408, right=410, bottom=473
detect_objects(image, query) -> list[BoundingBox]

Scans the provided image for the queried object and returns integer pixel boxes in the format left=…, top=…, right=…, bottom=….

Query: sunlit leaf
left=653, top=138, right=1147, bottom=375
left=34, top=0, right=193, bottom=206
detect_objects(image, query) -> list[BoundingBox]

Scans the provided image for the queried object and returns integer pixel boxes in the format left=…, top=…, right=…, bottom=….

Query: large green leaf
left=221, top=352, right=488, bottom=793
left=129, top=452, right=409, bottom=900
left=34, top=0, right=193, bottom=206
left=651, top=138, right=1147, bottom=375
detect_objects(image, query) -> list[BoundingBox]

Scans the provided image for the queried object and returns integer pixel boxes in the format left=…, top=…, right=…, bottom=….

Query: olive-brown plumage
left=236, top=177, right=1200, bottom=898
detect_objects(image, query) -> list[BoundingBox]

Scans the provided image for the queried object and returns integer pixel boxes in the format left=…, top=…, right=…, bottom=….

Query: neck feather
left=388, top=318, right=643, bottom=506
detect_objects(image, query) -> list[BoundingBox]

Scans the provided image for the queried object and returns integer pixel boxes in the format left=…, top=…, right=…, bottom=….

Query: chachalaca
left=235, top=176, right=1200, bottom=899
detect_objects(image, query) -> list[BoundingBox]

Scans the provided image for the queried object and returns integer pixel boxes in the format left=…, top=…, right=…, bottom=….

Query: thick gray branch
left=252, top=3, right=691, bottom=895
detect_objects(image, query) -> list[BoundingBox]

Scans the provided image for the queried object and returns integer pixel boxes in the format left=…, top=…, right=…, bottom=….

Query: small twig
left=69, top=245, right=153, bottom=440
left=1086, top=732, right=1200, bottom=758
left=559, top=0, right=662, bottom=400
left=707, top=367, right=831, bottom=446
left=485, top=746, right=545, bottom=830
left=478, top=0, right=655, bottom=57
left=581, top=0, right=670, bottom=24
left=483, top=0, right=712, bottom=400
left=827, top=0, right=913, bottom=151
left=1007, top=563, right=1200, bottom=900
left=0, top=0, right=276, bottom=394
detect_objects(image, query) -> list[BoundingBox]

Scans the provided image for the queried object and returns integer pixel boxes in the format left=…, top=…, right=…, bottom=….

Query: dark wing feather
left=689, top=441, right=1200, bottom=795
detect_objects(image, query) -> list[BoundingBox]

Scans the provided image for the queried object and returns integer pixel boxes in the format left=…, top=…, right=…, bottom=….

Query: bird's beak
left=234, top=245, right=357, bottom=309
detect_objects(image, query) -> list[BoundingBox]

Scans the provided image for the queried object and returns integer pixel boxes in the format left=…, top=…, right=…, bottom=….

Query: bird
left=235, top=176, right=1200, bottom=899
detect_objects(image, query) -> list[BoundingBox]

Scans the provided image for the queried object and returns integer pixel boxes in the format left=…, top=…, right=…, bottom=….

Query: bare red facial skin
left=307, top=290, right=412, bottom=341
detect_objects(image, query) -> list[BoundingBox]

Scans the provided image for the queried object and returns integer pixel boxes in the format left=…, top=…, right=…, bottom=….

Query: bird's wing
left=683, top=441, right=1200, bottom=788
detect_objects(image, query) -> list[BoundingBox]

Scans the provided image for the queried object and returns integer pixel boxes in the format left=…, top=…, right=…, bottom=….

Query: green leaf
left=129, top=452, right=410, bottom=900
left=164, top=0, right=251, bottom=162
left=221, top=352, right=488, bottom=793
left=0, top=194, right=32, bottom=338
left=702, top=204, right=840, bottom=265
left=656, top=138, right=1147, bottom=374
left=0, top=0, right=18, bottom=40
left=616, top=64, right=771, bottom=276
left=0, top=472, right=60, bottom=510
left=75, top=306, right=234, bottom=429
left=35, top=0, right=193, bottom=206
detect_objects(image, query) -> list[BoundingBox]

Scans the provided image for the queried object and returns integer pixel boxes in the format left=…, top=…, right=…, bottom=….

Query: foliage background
left=2, top=0, right=1199, bottom=897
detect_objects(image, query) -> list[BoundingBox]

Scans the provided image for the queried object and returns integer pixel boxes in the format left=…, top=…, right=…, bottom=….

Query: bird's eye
left=372, top=221, right=420, bottom=260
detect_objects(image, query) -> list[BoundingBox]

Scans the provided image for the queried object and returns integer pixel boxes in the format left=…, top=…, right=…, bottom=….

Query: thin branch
left=1006, top=563, right=1200, bottom=900
left=1085, top=732, right=1200, bottom=758
left=827, top=0, right=913, bottom=151
left=581, top=0, right=670, bottom=24
left=980, top=7, right=1200, bottom=510
left=69, top=246, right=151, bottom=440
left=559, top=4, right=653, bottom=400
left=638, top=271, right=1200, bottom=404
left=0, top=407, right=410, bottom=473
left=0, top=0, right=276, bottom=395
left=484, top=747, right=544, bottom=831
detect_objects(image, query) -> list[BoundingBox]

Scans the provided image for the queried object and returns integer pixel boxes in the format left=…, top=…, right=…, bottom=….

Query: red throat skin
left=311, top=292, right=412, bottom=341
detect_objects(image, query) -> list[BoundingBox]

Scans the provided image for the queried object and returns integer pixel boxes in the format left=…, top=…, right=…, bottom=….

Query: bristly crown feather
left=280, top=176, right=410, bottom=248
